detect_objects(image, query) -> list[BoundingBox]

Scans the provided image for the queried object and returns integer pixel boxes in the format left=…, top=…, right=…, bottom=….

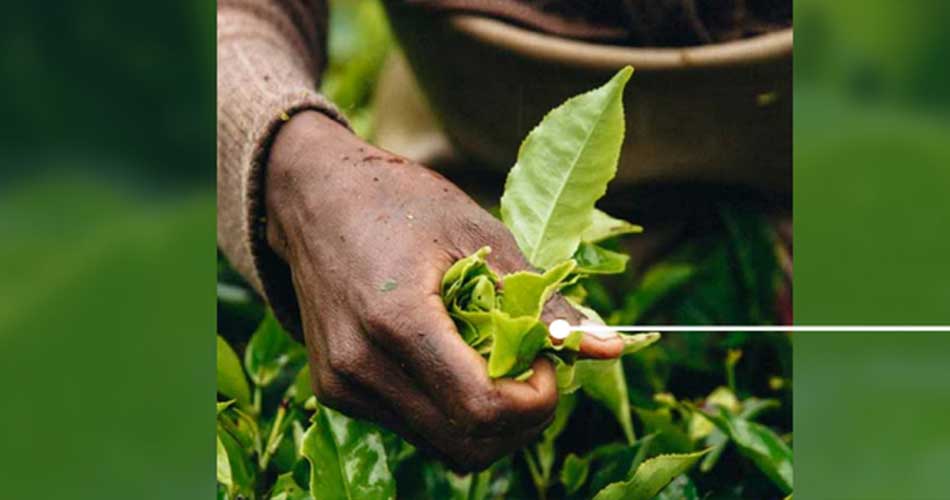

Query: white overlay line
left=544, top=320, right=950, bottom=341
left=573, top=325, right=950, bottom=333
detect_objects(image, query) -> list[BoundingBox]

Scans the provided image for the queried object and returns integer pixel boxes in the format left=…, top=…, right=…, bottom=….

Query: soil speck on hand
left=380, top=279, right=398, bottom=292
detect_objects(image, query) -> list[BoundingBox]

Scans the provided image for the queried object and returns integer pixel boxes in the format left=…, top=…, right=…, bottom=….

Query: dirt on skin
left=519, top=0, right=792, bottom=46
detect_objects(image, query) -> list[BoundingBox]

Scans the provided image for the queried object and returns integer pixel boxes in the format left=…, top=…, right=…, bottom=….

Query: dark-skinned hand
left=265, top=111, right=623, bottom=471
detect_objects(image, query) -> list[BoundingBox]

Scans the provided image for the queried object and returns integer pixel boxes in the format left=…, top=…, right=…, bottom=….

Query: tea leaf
left=441, top=246, right=494, bottom=305
left=287, top=365, right=314, bottom=405
left=269, top=471, right=311, bottom=500
left=301, top=406, right=395, bottom=500
left=217, top=424, right=256, bottom=499
left=581, top=209, right=643, bottom=243
left=620, top=332, right=661, bottom=355
left=217, top=335, right=251, bottom=407
left=655, top=474, right=699, bottom=500
left=216, top=434, right=232, bottom=491
left=500, top=259, right=576, bottom=317
left=574, top=359, right=635, bottom=444
left=501, top=67, right=633, bottom=269
left=701, top=407, right=793, bottom=493
left=592, top=449, right=709, bottom=500
left=245, top=312, right=307, bottom=388
left=560, top=453, right=591, bottom=494
left=487, top=312, right=548, bottom=378
left=572, top=242, right=630, bottom=275
left=586, top=435, right=657, bottom=495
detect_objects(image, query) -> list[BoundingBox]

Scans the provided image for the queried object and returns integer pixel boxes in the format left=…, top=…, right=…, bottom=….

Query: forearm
left=217, top=0, right=348, bottom=332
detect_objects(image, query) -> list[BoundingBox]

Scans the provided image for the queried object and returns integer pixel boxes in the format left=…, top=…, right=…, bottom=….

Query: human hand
left=265, top=111, right=623, bottom=470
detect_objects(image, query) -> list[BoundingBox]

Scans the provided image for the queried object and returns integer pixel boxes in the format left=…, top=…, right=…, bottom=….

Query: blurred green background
left=3, top=0, right=950, bottom=498
left=0, top=1, right=215, bottom=498
left=795, top=0, right=950, bottom=498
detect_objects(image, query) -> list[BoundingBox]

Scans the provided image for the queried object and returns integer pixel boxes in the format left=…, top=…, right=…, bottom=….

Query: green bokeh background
left=0, top=1, right=215, bottom=498
left=795, top=0, right=950, bottom=498
left=2, top=0, right=949, bottom=498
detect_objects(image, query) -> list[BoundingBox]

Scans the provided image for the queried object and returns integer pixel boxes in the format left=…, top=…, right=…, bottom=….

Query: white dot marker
left=548, top=319, right=572, bottom=340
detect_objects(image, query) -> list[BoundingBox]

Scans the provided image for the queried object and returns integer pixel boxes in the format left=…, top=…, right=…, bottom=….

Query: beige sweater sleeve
left=218, top=0, right=348, bottom=333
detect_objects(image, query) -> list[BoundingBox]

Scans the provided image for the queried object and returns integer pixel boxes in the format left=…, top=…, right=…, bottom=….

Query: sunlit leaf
left=592, top=449, right=709, bottom=500
left=244, top=313, right=307, bottom=388
left=486, top=312, right=548, bottom=378
left=581, top=209, right=643, bottom=243
left=500, top=260, right=576, bottom=318
left=301, top=406, right=395, bottom=500
left=217, top=335, right=251, bottom=407
left=701, top=407, right=793, bottom=493
left=217, top=424, right=256, bottom=499
left=572, top=242, right=630, bottom=275
left=501, top=67, right=633, bottom=269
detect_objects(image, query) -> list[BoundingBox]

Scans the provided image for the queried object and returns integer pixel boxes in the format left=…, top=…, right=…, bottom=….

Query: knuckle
left=326, top=340, right=370, bottom=379
left=362, top=307, right=392, bottom=337
left=461, top=393, right=503, bottom=429
left=365, top=304, right=418, bottom=345
left=527, top=389, right=559, bottom=419
left=541, top=294, right=582, bottom=322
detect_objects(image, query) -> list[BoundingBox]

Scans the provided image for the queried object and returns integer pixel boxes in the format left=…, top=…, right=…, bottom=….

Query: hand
left=265, top=111, right=623, bottom=471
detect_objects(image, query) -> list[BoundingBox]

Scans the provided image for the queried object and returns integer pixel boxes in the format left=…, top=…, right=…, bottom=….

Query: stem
left=252, top=386, right=262, bottom=416
left=259, top=401, right=288, bottom=470
left=522, top=450, right=547, bottom=500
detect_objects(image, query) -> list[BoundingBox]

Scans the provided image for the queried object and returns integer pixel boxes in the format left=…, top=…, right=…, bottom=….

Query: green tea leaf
left=581, top=209, right=643, bottom=243
left=573, top=242, right=630, bottom=275
left=702, top=407, right=793, bottom=493
left=216, top=434, right=232, bottom=491
left=655, top=474, right=699, bottom=500
left=441, top=246, right=494, bottom=305
left=586, top=435, right=656, bottom=495
left=217, top=424, right=256, bottom=499
left=487, top=312, right=548, bottom=378
left=560, top=453, right=590, bottom=494
left=218, top=404, right=262, bottom=457
left=245, top=312, right=307, bottom=388
left=287, top=365, right=314, bottom=405
left=217, top=335, right=251, bottom=407
left=592, top=449, right=709, bottom=500
left=500, top=259, right=576, bottom=317
left=635, top=407, right=693, bottom=454
left=574, top=359, right=635, bottom=444
left=501, top=67, right=633, bottom=269
left=269, top=471, right=311, bottom=500
left=620, top=332, right=661, bottom=355
left=301, top=406, right=395, bottom=500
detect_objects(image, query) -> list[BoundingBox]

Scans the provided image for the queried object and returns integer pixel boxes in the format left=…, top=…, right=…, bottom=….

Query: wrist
left=266, top=111, right=357, bottom=260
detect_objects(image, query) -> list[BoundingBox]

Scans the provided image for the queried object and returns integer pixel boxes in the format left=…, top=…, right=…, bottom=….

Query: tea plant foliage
left=216, top=66, right=793, bottom=499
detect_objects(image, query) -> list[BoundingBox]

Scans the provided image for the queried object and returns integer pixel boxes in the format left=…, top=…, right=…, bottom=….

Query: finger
left=541, top=294, right=624, bottom=359
left=365, top=294, right=557, bottom=434
left=343, top=328, right=552, bottom=470
left=492, top=357, right=559, bottom=426
left=442, top=407, right=556, bottom=473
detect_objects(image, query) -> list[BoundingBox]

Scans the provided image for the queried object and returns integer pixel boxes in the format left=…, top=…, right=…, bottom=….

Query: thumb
left=541, top=294, right=624, bottom=359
